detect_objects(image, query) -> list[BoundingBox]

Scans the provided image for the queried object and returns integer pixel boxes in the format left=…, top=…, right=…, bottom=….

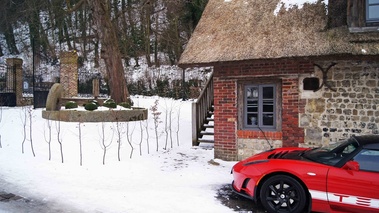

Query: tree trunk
left=0, top=43, right=3, bottom=57
left=143, top=1, right=152, bottom=67
left=87, top=0, right=130, bottom=103
left=4, top=23, right=19, bottom=55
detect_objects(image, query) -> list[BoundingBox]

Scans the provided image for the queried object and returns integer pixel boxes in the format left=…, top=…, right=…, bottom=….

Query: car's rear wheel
left=260, top=175, right=306, bottom=213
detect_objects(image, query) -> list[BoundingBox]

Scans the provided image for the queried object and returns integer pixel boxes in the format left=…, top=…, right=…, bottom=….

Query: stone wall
left=237, top=138, right=282, bottom=159
left=300, top=60, right=379, bottom=147
left=213, top=58, right=378, bottom=161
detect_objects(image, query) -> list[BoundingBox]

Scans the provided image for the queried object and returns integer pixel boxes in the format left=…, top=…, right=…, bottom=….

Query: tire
left=260, top=175, right=307, bottom=213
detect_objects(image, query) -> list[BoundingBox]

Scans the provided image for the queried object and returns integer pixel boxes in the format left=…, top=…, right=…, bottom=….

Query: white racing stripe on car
left=309, top=190, right=328, bottom=201
left=309, top=189, right=379, bottom=209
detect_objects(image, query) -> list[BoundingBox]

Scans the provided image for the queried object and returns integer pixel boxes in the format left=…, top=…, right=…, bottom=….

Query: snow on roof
left=274, top=0, right=328, bottom=15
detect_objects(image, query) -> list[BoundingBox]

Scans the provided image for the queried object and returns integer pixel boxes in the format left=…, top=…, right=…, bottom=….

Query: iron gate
left=0, top=64, right=16, bottom=106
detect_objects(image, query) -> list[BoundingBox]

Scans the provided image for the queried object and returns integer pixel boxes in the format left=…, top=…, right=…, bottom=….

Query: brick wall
left=6, top=58, right=23, bottom=106
left=214, top=79, right=238, bottom=161
left=60, top=51, right=78, bottom=98
left=213, top=58, right=313, bottom=160
left=282, top=77, right=306, bottom=147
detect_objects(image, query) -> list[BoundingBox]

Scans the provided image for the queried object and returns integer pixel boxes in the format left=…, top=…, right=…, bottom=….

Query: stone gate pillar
left=60, top=51, right=78, bottom=98
left=6, top=58, right=23, bottom=106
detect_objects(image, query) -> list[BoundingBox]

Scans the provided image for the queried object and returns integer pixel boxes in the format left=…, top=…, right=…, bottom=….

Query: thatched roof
left=179, top=0, right=379, bottom=66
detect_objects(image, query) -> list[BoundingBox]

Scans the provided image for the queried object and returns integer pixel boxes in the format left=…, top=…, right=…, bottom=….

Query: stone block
left=306, top=98, right=325, bottom=113
left=299, top=113, right=311, bottom=127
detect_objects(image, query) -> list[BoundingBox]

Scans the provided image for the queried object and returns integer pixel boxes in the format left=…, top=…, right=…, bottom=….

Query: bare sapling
left=55, top=120, right=64, bottom=163
left=28, top=106, right=35, bottom=157
left=168, top=102, right=174, bottom=149
left=20, top=106, right=35, bottom=156
left=20, top=106, right=27, bottom=153
left=110, top=111, right=125, bottom=161
left=138, top=120, right=143, bottom=156
left=100, top=122, right=113, bottom=165
left=114, top=120, right=124, bottom=161
left=150, top=99, right=161, bottom=151
left=164, top=100, right=175, bottom=150
left=77, top=122, right=83, bottom=166
left=126, top=122, right=136, bottom=158
left=164, top=103, right=168, bottom=150
left=0, top=106, right=2, bottom=148
left=44, top=116, right=53, bottom=160
left=143, top=119, right=150, bottom=154
left=175, top=102, right=183, bottom=146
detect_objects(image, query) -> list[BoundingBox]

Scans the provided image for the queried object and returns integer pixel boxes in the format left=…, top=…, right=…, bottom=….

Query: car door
left=326, top=149, right=379, bottom=212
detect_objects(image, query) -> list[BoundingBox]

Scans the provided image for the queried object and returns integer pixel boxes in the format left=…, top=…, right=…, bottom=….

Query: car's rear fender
left=255, top=171, right=312, bottom=212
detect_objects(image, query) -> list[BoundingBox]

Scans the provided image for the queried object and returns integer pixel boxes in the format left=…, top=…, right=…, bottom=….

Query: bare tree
left=164, top=101, right=169, bottom=150
left=20, top=106, right=35, bottom=157
left=44, top=117, right=53, bottom=160
left=86, top=0, right=131, bottom=104
left=126, top=122, right=135, bottom=158
left=143, top=119, right=150, bottom=154
left=175, top=102, right=182, bottom=146
left=138, top=120, right=144, bottom=156
left=55, top=120, right=64, bottom=163
left=20, top=107, right=27, bottom=154
left=0, top=0, right=20, bottom=55
left=114, top=120, right=125, bottom=161
left=99, top=122, right=113, bottom=165
left=150, top=99, right=161, bottom=151
left=0, top=106, right=2, bottom=148
left=167, top=101, right=174, bottom=149
left=28, top=107, right=35, bottom=157
left=77, top=121, right=83, bottom=166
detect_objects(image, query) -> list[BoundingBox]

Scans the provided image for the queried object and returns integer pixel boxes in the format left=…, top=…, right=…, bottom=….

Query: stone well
left=42, top=83, right=147, bottom=123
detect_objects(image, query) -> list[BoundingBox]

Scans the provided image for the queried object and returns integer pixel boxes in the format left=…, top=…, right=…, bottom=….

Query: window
left=367, top=0, right=379, bottom=23
left=244, top=84, right=276, bottom=129
left=354, top=149, right=379, bottom=172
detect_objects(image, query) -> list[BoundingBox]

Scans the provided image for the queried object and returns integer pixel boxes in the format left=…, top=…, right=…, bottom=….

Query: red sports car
left=232, top=135, right=379, bottom=213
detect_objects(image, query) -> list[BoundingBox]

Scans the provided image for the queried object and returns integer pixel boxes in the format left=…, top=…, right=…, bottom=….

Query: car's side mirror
left=343, top=160, right=360, bottom=171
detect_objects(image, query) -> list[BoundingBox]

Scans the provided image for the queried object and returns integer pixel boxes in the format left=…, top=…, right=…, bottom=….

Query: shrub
left=119, top=102, right=131, bottom=108
left=103, top=100, right=117, bottom=108
left=91, top=100, right=100, bottom=106
left=65, top=101, right=78, bottom=109
left=104, top=98, right=115, bottom=104
left=84, top=102, right=98, bottom=111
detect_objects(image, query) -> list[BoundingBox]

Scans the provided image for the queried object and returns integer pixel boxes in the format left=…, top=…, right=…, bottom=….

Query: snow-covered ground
left=0, top=96, right=236, bottom=213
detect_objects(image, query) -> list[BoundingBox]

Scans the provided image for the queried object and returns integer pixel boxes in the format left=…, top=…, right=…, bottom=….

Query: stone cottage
left=179, top=0, right=379, bottom=161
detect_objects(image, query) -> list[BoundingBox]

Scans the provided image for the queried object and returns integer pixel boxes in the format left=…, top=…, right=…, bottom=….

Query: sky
left=0, top=96, right=237, bottom=213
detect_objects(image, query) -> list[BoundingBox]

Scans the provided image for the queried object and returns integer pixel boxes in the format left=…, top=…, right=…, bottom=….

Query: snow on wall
left=274, top=0, right=329, bottom=15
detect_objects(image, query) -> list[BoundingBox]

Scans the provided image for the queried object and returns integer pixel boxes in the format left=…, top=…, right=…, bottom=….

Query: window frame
left=243, top=84, right=277, bottom=130
left=366, top=0, right=379, bottom=24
